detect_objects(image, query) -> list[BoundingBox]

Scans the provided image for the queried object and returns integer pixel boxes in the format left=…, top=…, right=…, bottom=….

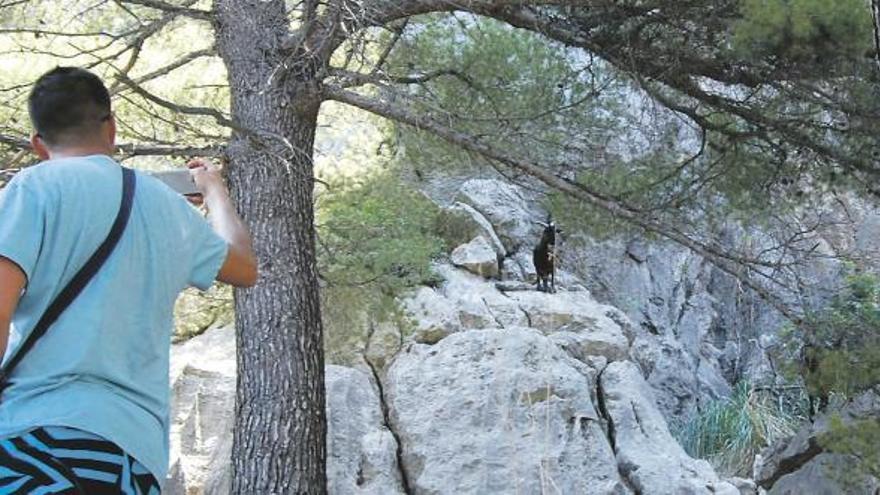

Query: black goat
left=533, top=219, right=562, bottom=293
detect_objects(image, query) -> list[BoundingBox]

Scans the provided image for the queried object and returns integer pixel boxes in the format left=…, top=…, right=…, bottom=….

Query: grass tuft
left=672, top=381, right=809, bottom=476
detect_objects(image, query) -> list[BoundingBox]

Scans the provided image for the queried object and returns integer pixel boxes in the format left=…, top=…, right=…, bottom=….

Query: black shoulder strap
left=0, top=167, right=136, bottom=389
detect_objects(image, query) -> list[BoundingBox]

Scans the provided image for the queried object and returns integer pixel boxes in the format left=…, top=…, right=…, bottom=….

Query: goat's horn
left=534, top=221, right=549, bottom=227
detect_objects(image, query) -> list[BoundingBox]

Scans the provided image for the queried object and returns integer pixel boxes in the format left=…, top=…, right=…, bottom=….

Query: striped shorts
left=0, top=426, right=159, bottom=494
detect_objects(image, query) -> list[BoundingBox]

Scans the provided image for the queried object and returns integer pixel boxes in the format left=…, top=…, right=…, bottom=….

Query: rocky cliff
left=166, top=178, right=878, bottom=494
left=167, top=311, right=740, bottom=494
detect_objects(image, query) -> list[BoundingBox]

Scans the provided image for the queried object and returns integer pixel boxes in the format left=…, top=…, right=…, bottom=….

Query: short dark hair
left=28, top=67, right=111, bottom=146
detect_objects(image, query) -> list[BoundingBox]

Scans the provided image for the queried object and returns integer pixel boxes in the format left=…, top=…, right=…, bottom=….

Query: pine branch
left=0, top=134, right=224, bottom=160
left=110, top=47, right=216, bottom=96
left=116, top=75, right=239, bottom=131
left=325, top=85, right=805, bottom=325
left=873, top=0, right=880, bottom=73
left=117, top=0, right=212, bottom=21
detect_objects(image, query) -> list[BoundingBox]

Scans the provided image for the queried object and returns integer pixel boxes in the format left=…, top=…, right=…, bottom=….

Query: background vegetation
left=780, top=272, right=880, bottom=482
left=317, top=170, right=445, bottom=364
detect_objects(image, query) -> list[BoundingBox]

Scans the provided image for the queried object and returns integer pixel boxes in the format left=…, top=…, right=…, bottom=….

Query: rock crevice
left=364, top=356, right=413, bottom=495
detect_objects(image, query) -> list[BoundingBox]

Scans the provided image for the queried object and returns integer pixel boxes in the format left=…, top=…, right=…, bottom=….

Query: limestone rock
left=550, top=330, right=627, bottom=365
left=451, top=236, right=500, bottom=279
left=386, top=327, right=626, bottom=494
left=441, top=202, right=506, bottom=257
left=599, top=361, right=739, bottom=495
left=767, top=453, right=879, bottom=495
left=756, top=389, right=880, bottom=494
left=402, top=286, right=463, bottom=344
left=402, top=264, right=632, bottom=364
left=326, top=365, right=406, bottom=495
left=630, top=335, right=731, bottom=419
left=364, top=321, right=403, bottom=370
left=166, top=326, right=405, bottom=495
left=505, top=249, right=538, bottom=283
left=167, top=326, right=237, bottom=495
left=455, top=179, right=543, bottom=253
left=506, top=290, right=632, bottom=362
left=726, top=476, right=758, bottom=495
left=434, top=264, right=527, bottom=329
left=494, top=280, right=534, bottom=292
left=562, top=236, right=746, bottom=421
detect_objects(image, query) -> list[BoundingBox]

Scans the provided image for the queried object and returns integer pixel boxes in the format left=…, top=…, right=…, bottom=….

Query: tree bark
left=214, top=1, right=327, bottom=493
left=873, top=0, right=880, bottom=72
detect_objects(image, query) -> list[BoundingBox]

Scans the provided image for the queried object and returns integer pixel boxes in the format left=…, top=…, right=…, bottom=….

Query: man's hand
left=0, top=257, right=26, bottom=359
left=185, top=158, right=227, bottom=207
left=187, top=158, right=227, bottom=199
left=184, top=157, right=258, bottom=288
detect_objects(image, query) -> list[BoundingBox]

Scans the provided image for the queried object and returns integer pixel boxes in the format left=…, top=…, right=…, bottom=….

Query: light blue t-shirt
left=0, top=155, right=228, bottom=483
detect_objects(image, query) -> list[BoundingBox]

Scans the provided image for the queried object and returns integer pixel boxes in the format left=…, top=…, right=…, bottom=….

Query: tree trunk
left=873, top=0, right=880, bottom=72
left=213, top=1, right=327, bottom=493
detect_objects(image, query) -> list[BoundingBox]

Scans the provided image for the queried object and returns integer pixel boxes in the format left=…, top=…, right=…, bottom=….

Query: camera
left=148, top=169, right=200, bottom=196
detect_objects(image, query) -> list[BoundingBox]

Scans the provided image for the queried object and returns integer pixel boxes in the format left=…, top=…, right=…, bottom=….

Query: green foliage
left=543, top=170, right=641, bottom=240
left=733, top=0, right=872, bottom=62
left=781, top=272, right=880, bottom=402
left=385, top=15, right=626, bottom=174
left=318, top=171, right=445, bottom=364
left=432, top=207, right=485, bottom=249
left=777, top=271, right=880, bottom=483
left=172, top=285, right=234, bottom=343
left=0, top=0, right=226, bottom=170
left=672, top=382, right=808, bottom=476
left=821, top=415, right=880, bottom=484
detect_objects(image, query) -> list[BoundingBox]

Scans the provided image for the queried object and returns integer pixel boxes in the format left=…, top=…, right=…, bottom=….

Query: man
left=0, top=67, right=257, bottom=493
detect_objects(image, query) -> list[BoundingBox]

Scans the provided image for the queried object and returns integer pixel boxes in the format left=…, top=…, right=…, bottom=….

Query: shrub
left=317, top=171, right=446, bottom=364
left=821, top=415, right=880, bottom=485
left=732, top=0, right=871, bottom=63
left=779, top=272, right=880, bottom=413
left=173, top=284, right=233, bottom=342
left=778, top=271, right=880, bottom=484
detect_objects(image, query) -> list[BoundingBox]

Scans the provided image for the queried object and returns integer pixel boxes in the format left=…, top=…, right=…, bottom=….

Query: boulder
left=599, top=361, right=739, bottom=495
left=434, top=264, right=528, bottom=329
left=326, top=366, right=406, bottom=495
left=402, top=264, right=632, bottom=363
left=767, top=453, right=879, bottom=495
left=440, top=202, right=506, bottom=257
left=451, top=236, right=500, bottom=279
left=385, top=327, right=627, bottom=494
left=167, top=326, right=237, bottom=495
left=507, top=289, right=628, bottom=336
left=455, top=179, right=543, bottom=253
left=561, top=236, right=745, bottom=421
left=402, top=286, right=463, bottom=344
left=756, top=389, right=880, bottom=494
left=505, top=249, right=537, bottom=283
left=550, top=330, right=628, bottom=364
left=630, top=335, right=731, bottom=419
left=166, top=327, right=406, bottom=495
left=364, top=321, right=404, bottom=370
left=725, top=476, right=758, bottom=495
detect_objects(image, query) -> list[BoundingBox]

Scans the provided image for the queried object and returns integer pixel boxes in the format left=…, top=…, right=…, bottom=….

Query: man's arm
left=188, top=159, right=258, bottom=288
left=0, top=257, right=27, bottom=358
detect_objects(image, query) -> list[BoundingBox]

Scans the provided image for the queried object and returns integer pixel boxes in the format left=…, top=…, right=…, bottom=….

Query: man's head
left=28, top=67, right=115, bottom=159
